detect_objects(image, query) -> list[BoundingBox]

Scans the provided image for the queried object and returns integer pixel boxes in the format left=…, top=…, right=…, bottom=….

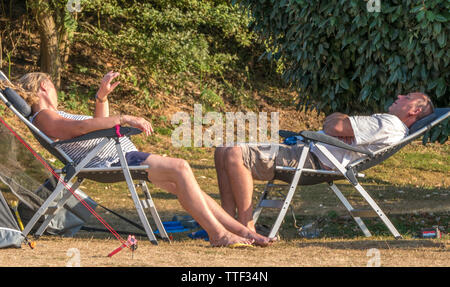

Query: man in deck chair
left=214, top=92, right=434, bottom=232
left=12, top=71, right=272, bottom=247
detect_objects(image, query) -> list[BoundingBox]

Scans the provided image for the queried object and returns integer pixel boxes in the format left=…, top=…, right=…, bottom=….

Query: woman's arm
left=34, top=109, right=153, bottom=141
left=94, top=71, right=120, bottom=118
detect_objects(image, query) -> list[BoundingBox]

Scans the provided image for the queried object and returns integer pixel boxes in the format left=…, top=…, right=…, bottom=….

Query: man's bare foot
left=209, top=232, right=254, bottom=247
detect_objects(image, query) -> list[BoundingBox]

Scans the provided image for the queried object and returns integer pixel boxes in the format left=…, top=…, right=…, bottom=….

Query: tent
left=0, top=188, right=23, bottom=248
left=0, top=118, right=97, bottom=248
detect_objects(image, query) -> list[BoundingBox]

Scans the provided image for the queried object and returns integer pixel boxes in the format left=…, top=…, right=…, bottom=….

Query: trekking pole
left=10, top=200, right=24, bottom=231
left=10, top=201, right=36, bottom=249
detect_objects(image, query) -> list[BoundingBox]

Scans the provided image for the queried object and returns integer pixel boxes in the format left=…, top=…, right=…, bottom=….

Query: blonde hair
left=17, top=72, right=52, bottom=96
left=0, top=76, right=41, bottom=106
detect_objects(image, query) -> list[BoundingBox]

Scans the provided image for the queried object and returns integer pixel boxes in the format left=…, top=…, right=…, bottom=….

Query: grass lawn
left=0, top=112, right=449, bottom=267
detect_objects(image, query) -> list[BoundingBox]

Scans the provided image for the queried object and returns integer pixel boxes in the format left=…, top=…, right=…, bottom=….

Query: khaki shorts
left=239, top=143, right=318, bottom=181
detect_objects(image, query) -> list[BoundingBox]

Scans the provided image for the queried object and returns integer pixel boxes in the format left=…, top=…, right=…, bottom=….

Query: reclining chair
left=253, top=108, right=449, bottom=239
left=0, top=71, right=169, bottom=245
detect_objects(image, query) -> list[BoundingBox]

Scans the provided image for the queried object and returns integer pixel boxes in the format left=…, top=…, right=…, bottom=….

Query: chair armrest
left=299, top=131, right=374, bottom=157
left=279, top=130, right=301, bottom=138
left=52, top=126, right=142, bottom=146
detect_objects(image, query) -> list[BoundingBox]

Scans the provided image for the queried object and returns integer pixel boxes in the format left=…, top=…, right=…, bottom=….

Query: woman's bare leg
left=142, top=154, right=254, bottom=247
left=199, top=190, right=274, bottom=246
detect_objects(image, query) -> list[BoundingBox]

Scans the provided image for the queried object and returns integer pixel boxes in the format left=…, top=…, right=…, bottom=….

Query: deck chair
left=0, top=71, right=169, bottom=245
left=253, top=108, right=450, bottom=239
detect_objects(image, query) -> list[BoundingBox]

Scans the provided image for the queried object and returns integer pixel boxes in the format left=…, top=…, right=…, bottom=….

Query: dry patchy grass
left=0, top=109, right=449, bottom=267
left=0, top=236, right=448, bottom=267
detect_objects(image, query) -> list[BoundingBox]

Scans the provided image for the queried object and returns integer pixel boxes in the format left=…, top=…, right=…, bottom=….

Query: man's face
left=388, top=93, right=424, bottom=120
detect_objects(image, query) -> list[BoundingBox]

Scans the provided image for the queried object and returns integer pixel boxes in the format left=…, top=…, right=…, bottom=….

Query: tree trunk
left=59, top=26, right=71, bottom=66
left=35, top=3, right=61, bottom=89
left=57, top=6, right=74, bottom=69
left=0, top=33, right=2, bottom=69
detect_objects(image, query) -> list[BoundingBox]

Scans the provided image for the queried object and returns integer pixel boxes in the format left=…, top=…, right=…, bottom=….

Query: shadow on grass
left=296, top=239, right=447, bottom=251
left=360, top=176, right=449, bottom=191
left=190, top=164, right=215, bottom=170
left=67, top=206, right=197, bottom=242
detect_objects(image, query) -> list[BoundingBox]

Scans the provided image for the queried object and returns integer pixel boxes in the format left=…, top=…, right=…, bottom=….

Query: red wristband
left=115, top=125, right=123, bottom=137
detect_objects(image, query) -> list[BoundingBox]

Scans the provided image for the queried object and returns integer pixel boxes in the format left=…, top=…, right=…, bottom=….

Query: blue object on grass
left=188, top=229, right=209, bottom=241
left=172, top=215, right=200, bottom=229
left=283, top=136, right=297, bottom=145
left=154, top=221, right=190, bottom=234
left=283, top=136, right=305, bottom=145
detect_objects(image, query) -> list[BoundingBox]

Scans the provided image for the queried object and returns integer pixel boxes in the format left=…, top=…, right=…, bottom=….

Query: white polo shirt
left=310, top=114, right=408, bottom=169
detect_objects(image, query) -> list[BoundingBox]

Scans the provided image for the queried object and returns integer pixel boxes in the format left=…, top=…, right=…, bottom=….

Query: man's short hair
left=412, top=92, right=434, bottom=121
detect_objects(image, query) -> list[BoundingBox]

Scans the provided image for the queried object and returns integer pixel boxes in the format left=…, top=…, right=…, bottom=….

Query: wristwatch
left=95, top=94, right=107, bottom=103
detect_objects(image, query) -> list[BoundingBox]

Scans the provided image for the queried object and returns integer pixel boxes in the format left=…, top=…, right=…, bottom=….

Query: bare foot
left=209, top=232, right=254, bottom=247
left=246, top=222, right=256, bottom=233
left=245, top=230, right=275, bottom=247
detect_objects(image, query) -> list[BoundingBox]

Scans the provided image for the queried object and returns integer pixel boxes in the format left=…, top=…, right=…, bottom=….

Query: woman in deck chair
left=15, top=71, right=273, bottom=247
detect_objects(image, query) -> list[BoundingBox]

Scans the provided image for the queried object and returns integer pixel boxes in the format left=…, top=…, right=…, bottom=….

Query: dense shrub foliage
left=48, top=0, right=281, bottom=110
left=78, top=0, right=255, bottom=83
left=236, top=0, right=449, bottom=142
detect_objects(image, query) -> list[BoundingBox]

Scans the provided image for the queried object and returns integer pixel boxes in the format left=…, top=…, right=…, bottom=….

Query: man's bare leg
left=222, top=146, right=256, bottom=231
left=144, top=155, right=253, bottom=247
left=214, top=147, right=236, bottom=217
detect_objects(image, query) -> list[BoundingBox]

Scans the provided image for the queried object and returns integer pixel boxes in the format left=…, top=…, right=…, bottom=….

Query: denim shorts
left=111, top=151, right=151, bottom=167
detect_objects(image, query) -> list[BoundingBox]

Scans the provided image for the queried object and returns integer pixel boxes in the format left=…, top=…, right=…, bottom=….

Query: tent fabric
left=0, top=228, right=23, bottom=249
left=0, top=188, right=19, bottom=230
left=16, top=177, right=98, bottom=237
left=0, top=189, right=23, bottom=248
left=0, top=118, right=97, bottom=244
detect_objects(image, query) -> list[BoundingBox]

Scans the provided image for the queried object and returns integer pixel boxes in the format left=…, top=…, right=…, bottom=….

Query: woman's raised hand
left=97, top=71, right=120, bottom=101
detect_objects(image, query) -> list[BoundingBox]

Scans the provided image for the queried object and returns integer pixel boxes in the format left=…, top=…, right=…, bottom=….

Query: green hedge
left=70, top=0, right=272, bottom=109
left=236, top=0, right=449, bottom=142
left=78, top=0, right=255, bottom=78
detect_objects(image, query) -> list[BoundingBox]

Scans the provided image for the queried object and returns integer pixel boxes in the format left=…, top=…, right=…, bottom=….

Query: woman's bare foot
left=246, top=221, right=256, bottom=233
left=209, top=231, right=254, bottom=247
left=245, top=230, right=276, bottom=247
